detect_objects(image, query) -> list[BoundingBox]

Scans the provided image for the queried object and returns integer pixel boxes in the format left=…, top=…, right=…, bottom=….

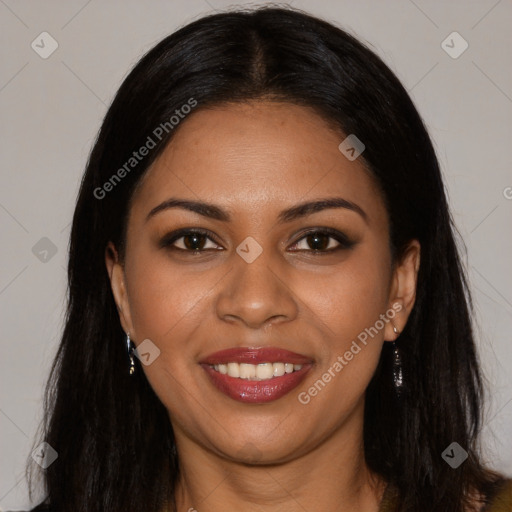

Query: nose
left=215, top=248, right=299, bottom=329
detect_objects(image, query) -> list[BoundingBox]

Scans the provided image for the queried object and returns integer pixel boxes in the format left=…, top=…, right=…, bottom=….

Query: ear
left=384, top=239, right=421, bottom=342
left=105, top=242, right=135, bottom=337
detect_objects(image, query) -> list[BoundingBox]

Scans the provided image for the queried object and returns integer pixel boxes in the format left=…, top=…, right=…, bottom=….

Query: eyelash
left=159, top=227, right=355, bottom=255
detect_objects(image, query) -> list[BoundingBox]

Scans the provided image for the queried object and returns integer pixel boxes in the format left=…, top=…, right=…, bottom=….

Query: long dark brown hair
left=26, top=5, right=504, bottom=511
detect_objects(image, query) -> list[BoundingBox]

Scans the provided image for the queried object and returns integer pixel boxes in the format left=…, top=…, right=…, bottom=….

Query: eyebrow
left=146, top=197, right=368, bottom=224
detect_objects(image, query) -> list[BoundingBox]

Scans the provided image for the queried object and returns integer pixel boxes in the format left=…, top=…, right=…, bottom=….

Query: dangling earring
left=126, top=332, right=135, bottom=376
left=391, top=324, right=403, bottom=396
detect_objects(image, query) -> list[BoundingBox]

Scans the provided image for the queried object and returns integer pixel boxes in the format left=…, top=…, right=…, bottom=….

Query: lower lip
left=201, top=364, right=312, bottom=403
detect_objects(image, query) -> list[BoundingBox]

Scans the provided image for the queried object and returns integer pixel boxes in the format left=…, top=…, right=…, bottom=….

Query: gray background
left=1, top=0, right=511, bottom=509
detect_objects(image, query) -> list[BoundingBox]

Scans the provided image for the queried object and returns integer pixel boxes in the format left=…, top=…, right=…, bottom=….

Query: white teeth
left=273, top=362, right=285, bottom=377
left=227, top=362, right=240, bottom=378
left=239, top=363, right=256, bottom=379
left=210, top=361, right=304, bottom=380
left=256, top=363, right=274, bottom=379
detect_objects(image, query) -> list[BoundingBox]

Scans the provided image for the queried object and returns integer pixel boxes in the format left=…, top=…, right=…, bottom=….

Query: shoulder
left=484, top=478, right=512, bottom=511
left=380, top=478, right=512, bottom=511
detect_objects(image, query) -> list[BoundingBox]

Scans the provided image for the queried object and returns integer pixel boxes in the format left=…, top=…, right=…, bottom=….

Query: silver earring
left=126, top=333, right=135, bottom=376
left=392, top=324, right=403, bottom=396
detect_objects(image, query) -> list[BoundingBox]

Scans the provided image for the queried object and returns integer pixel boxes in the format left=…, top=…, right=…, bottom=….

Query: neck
left=170, top=400, right=387, bottom=512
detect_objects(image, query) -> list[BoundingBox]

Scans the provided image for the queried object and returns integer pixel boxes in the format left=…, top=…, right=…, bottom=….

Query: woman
left=20, top=6, right=511, bottom=512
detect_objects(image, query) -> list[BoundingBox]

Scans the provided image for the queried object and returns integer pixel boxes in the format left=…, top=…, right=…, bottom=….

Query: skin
left=106, top=100, right=420, bottom=512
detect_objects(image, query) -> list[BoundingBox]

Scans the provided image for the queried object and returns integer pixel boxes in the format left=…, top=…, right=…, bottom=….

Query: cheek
left=123, top=249, right=212, bottom=414
left=297, top=244, right=392, bottom=349
left=294, top=247, right=391, bottom=418
left=125, top=246, right=213, bottom=341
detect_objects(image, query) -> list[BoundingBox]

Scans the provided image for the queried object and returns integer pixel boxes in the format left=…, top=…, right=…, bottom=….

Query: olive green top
left=379, top=479, right=512, bottom=511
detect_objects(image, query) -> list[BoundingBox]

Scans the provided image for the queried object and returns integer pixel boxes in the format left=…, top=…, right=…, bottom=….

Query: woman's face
left=107, top=100, right=419, bottom=464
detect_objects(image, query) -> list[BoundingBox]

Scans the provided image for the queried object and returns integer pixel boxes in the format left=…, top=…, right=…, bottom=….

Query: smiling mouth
left=199, top=347, right=313, bottom=403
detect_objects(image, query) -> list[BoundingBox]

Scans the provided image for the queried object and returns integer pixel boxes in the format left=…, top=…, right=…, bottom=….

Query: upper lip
left=199, top=347, right=313, bottom=365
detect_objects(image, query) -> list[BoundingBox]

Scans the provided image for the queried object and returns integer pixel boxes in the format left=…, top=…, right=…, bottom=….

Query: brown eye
left=160, top=229, right=222, bottom=252
left=303, top=232, right=333, bottom=251
left=289, top=229, right=355, bottom=253
left=180, top=232, right=208, bottom=251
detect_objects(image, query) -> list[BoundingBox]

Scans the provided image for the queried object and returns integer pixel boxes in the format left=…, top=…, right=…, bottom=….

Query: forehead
left=130, top=100, right=387, bottom=227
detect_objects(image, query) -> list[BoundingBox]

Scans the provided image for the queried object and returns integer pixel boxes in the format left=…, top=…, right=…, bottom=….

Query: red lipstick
left=199, top=347, right=313, bottom=403
left=200, top=347, right=312, bottom=365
